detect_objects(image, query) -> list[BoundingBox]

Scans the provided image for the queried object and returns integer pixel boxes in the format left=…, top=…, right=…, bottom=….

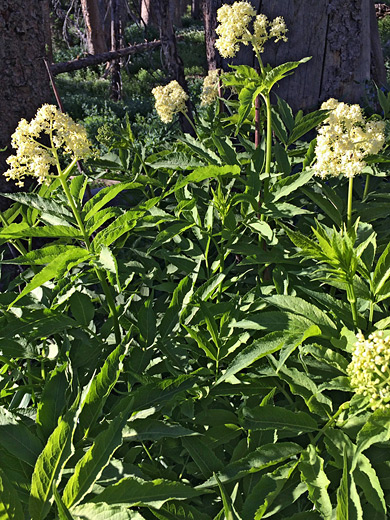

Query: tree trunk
left=0, top=0, right=51, bottom=195
left=155, top=0, right=194, bottom=134
left=80, top=0, right=107, bottom=54
left=206, top=0, right=386, bottom=111
left=202, top=0, right=223, bottom=70
left=140, top=0, right=157, bottom=26
left=192, top=0, right=201, bottom=19
left=110, top=0, right=122, bottom=100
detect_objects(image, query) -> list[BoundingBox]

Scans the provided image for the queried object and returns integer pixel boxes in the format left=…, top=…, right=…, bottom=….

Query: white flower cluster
left=5, top=104, right=91, bottom=187
left=152, top=80, right=188, bottom=123
left=347, top=331, right=390, bottom=411
left=215, top=2, right=288, bottom=58
left=313, top=98, right=386, bottom=179
left=201, top=69, right=221, bottom=106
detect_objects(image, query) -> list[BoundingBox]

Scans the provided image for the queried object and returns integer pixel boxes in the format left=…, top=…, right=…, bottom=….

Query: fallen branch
left=50, top=39, right=168, bottom=75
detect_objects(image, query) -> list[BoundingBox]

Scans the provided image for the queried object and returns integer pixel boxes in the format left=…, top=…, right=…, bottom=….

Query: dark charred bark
left=155, top=0, right=195, bottom=134
left=0, top=0, right=51, bottom=197
left=81, top=0, right=107, bottom=54
left=257, top=0, right=386, bottom=111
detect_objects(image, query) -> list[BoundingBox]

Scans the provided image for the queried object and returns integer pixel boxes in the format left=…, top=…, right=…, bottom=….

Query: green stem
left=58, top=172, right=122, bottom=345
left=181, top=110, right=199, bottom=139
left=313, top=401, right=350, bottom=444
left=347, top=176, right=354, bottom=229
left=346, top=280, right=358, bottom=328
left=362, top=174, right=370, bottom=200
left=369, top=301, right=374, bottom=327
left=0, top=213, right=29, bottom=257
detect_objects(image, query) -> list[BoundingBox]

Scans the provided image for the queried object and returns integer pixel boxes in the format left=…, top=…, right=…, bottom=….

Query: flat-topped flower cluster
left=348, top=331, right=390, bottom=411
left=5, top=104, right=91, bottom=187
left=151, top=80, right=188, bottom=124
left=313, top=98, right=386, bottom=179
left=215, top=1, right=288, bottom=58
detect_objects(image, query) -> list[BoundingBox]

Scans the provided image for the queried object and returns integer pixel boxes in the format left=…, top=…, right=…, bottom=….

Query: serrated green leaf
left=53, top=485, right=74, bottom=520
left=241, top=405, right=318, bottom=434
left=63, top=405, right=132, bottom=508
left=354, top=453, right=386, bottom=517
left=70, top=175, right=88, bottom=203
left=262, top=58, right=311, bottom=95
left=180, top=134, right=222, bottom=166
left=182, top=437, right=224, bottom=479
left=355, top=409, right=390, bottom=460
left=122, top=419, right=196, bottom=442
left=169, top=165, right=240, bottom=195
left=0, top=223, right=83, bottom=239
left=77, top=340, right=129, bottom=437
left=198, top=443, right=302, bottom=488
left=29, top=398, right=80, bottom=520
left=8, top=247, right=91, bottom=308
left=36, top=365, right=68, bottom=441
left=85, top=207, right=123, bottom=235
left=0, top=245, right=80, bottom=266
left=91, top=210, right=144, bottom=250
left=216, top=331, right=286, bottom=384
left=0, top=407, right=42, bottom=467
left=243, top=460, right=298, bottom=520
left=287, top=109, right=329, bottom=145
left=91, top=477, right=207, bottom=509
left=299, top=445, right=332, bottom=519
left=83, top=182, right=143, bottom=220
left=0, top=192, right=73, bottom=219
left=0, top=466, right=24, bottom=520
left=372, top=241, right=390, bottom=297
left=263, top=295, right=337, bottom=336
left=69, top=291, right=95, bottom=327
left=71, top=502, right=144, bottom=519
left=269, top=169, right=314, bottom=203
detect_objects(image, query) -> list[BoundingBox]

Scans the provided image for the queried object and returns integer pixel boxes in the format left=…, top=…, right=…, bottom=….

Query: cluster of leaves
left=3, top=68, right=390, bottom=520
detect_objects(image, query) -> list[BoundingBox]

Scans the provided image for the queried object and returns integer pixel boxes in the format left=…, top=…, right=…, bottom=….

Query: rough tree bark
left=155, top=0, right=195, bottom=134
left=110, top=0, right=122, bottom=100
left=140, top=0, right=158, bottom=26
left=0, top=0, right=51, bottom=189
left=192, top=0, right=202, bottom=19
left=203, top=0, right=223, bottom=70
left=80, top=0, right=107, bottom=54
left=205, top=0, right=386, bottom=112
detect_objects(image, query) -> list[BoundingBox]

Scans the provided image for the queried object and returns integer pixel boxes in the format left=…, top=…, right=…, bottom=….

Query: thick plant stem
left=313, top=401, right=350, bottom=444
left=347, top=176, right=354, bottom=229
left=181, top=111, right=199, bottom=139
left=58, top=174, right=122, bottom=345
left=347, top=281, right=358, bottom=329
left=363, top=174, right=370, bottom=200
